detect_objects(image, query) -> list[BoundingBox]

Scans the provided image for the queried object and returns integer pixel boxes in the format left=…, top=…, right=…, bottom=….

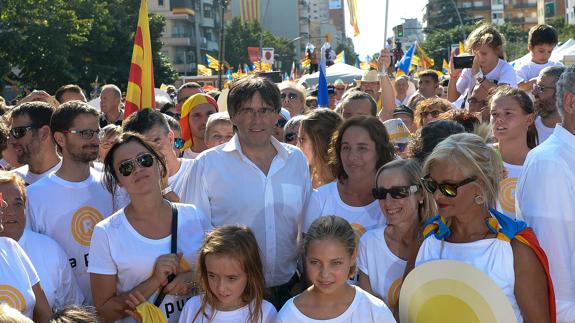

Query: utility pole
left=218, top=0, right=229, bottom=90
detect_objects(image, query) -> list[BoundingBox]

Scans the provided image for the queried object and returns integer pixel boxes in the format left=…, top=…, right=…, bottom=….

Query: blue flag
left=396, top=42, right=416, bottom=75
left=355, top=56, right=361, bottom=69
left=317, top=43, right=330, bottom=108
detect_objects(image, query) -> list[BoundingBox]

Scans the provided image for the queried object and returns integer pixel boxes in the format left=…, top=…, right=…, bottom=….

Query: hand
left=378, top=48, right=392, bottom=71
left=152, top=253, right=182, bottom=287
left=471, top=52, right=481, bottom=76
left=162, top=271, right=196, bottom=296
left=17, top=90, right=60, bottom=108
left=125, top=291, right=147, bottom=323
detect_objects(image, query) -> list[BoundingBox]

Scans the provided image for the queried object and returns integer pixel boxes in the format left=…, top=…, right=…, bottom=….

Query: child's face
left=305, top=239, right=356, bottom=294
left=204, top=122, right=234, bottom=149
left=473, top=44, right=499, bottom=69
left=205, top=254, right=248, bottom=310
left=530, top=44, right=555, bottom=64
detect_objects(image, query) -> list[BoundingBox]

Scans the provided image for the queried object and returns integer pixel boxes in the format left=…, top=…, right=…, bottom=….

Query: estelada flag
left=125, top=0, right=155, bottom=118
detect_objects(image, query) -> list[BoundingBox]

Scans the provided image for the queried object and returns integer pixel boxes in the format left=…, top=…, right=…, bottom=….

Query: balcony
left=170, top=0, right=196, bottom=16
left=164, top=35, right=193, bottom=46
left=512, top=2, right=537, bottom=8
left=202, top=17, right=215, bottom=28
left=206, top=40, right=219, bottom=51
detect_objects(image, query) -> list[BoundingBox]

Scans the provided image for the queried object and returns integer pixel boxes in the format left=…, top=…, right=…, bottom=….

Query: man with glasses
left=9, top=102, right=61, bottom=185
left=279, top=83, right=306, bottom=117
left=533, top=66, right=565, bottom=143
left=189, top=76, right=311, bottom=309
left=26, top=101, right=114, bottom=305
left=123, top=109, right=194, bottom=203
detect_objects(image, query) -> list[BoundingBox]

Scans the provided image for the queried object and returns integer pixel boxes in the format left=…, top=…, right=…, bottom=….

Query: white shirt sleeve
left=87, top=224, right=117, bottom=275
left=54, top=242, right=85, bottom=309
left=456, top=68, right=473, bottom=95
left=515, top=63, right=528, bottom=83
left=497, top=61, right=518, bottom=87
left=302, top=189, right=322, bottom=233
left=188, top=157, right=212, bottom=222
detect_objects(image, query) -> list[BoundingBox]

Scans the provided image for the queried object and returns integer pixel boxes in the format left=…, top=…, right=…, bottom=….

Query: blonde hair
left=465, top=24, right=505, bottom=58
left=422, top=133, right=503, bottom=209
left=0, top=171, right=27, bottom=203
left=194, top=226, right=265, bottom=323
left=414, top=98, right=452, bottom=128
left=0, top=303, right=33, bottom=323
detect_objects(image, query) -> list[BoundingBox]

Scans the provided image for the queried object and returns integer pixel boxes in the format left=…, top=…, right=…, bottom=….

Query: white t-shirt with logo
left=514, top=59, right=562, bottom=83
left=0, top=237, right=39, bottom=318
left=19, top=229, right=84, bottom=311
left=303, top=181, right=386, bottom=236
left=357, top=226, right=407, bottom=309
left=169, top=158, right=195, bottom=204
left=26, top=169, right=114, bottom=304
left=178, top=295, right=277, bottom=323
left=277, top=285, right=396, bottom=322
left=535, top=115, right=556, bottom=144
left=497, top=161, right=523, bottom=219
left=13, top=160, right=62, bottom=186
left=88, top=203, right=212, bottom=323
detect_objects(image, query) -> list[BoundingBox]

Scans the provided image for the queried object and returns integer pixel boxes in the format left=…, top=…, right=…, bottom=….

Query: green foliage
left=335, top=39, right=358, bottom=65
left=224, top=18, right=295, bottom=73
left=546, top=17, right=575, bottom=42
left=0, top=0, right=178, bottom=94
left=424, top=0, right=478, bottom=32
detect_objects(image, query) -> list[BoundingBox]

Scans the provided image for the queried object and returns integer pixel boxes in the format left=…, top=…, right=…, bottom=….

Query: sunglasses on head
left=281, top=92, right=298, bottom=101
left=10, top=125, right=40, bottom=139
left=118, top=153, right=155, bottom=177
left=372, top=185, right=419, bottom=200
left=174, top=138, right=185, bottom=150
left=276, top=118, right=288, bottom=128
left=421, top=176, right=476, bottom=197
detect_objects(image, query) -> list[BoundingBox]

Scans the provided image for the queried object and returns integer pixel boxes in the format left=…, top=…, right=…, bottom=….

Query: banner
left=240, top=0, right=260, bottom=22
left=261, top=48, right=275, bottom=65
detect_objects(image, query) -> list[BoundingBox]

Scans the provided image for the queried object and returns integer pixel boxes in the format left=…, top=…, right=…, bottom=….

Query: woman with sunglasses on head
left=88, top=132, right=212, bottom=323
left=404, top=133, right=553, bottom=322
left=303, top=116, right=395, bottom=243
left=358, top=160, right=435, bottom=310
left=489, top=86, right=537, bottom=219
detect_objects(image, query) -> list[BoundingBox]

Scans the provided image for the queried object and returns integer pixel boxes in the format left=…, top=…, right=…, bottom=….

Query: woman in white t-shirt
left=304, top=116, right=396, bottom=238
left=277, top=216, right=396, bottom=322
left=489, top=86, right=537, bottom=218
left=358, top=159, right=435, bottom=309
left=0, top=237, right=51, bottom=321
left=89, top=133, right=211, bottom=323
left=0, top=171, right=83, bottom=311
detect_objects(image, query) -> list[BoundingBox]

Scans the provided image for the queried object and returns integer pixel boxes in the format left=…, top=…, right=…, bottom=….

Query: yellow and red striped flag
left=347, top=0, right=360, bottom=36
left=240, top=0, right=260, bottom=22
left=125, top=0, right=155, bottom=118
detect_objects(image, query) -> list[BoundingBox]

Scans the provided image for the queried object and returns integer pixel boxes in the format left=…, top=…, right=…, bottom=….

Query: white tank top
left=415, top=236, right=524, bottom=323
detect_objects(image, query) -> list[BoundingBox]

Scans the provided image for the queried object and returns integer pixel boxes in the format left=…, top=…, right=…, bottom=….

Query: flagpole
left=218, top=0, right=229, bottom=90
left=383, top=0, right=389, bottom=47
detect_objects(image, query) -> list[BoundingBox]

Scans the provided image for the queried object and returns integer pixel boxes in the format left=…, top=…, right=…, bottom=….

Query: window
left=463, top=2, right=472, bottom=8
left=158, top=0, right=164, bottom=6
left=204, top=4, right=212, bottom=18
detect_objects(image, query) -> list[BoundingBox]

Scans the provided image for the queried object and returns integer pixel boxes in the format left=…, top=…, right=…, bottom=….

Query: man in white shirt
left=189, top=76, right=312, bottom=309
left=8, top=102, right=61, bottom=185
left=533, top=66, right=565, bottom=143
left=516, top=65, right=575, bottom=323
left=27, top=101, right=114, bottom=304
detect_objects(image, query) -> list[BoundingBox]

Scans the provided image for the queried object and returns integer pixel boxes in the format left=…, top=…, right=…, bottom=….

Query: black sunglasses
left=174, top=138, right=185, bottom=150
left=118, top=153, right=155, bottom=177
left=61, top=129, right=101, bottom=140
left=421, top=110, right=442, bottom=118
left=372, top=185, right=419, bottom=200
left=276, top=118, right=287, bottom=128
left=421, top=176, right=476, bottom=198
left=10, top=125, right=40, bottom=139
left=164, top=111, right=181, bottom=120
left=285, top=132, right=297, bottom=142
left=281, top=92, right=298, bottom=101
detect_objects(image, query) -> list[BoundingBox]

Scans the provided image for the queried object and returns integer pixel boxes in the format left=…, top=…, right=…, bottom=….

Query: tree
left=424, top=0, right=478, bottom=33
left=335, top=38, right=358, bottom=66
left=0, top=0, right=178, bottom=94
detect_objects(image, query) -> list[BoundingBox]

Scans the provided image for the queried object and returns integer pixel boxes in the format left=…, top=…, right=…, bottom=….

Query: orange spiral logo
left=0, top=285, right=26, bottom=313
left=388, top=277, right=404, bottom=309
left=498, top=177, right=517, bottom=214
left=71, top=207, right=104, bottom=246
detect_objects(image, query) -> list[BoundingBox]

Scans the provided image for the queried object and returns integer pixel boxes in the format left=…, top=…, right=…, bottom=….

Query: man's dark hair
left=529, top=24, right=558, bottom=47
left=50, top=101, right=99, bottom=134
left=408, top=120, right=465, bottom=165
left=227, top=76, right=281, bottom=116
left=417, top=70, right=440, bottom=84
left=177, top=82, right=203, bottom=102
left=11, top=101, right=55, bottom=127
left=340, top=90, right=377, bottom=116
left=122, top=108, right=170, bottom=134
left=54, top=84, right=85, bottom=103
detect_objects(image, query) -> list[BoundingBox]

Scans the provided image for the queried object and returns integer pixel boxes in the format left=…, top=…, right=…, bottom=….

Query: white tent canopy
left=297, top=63, right=364, bottom=86
left=511, top=39, right=575, bottom=66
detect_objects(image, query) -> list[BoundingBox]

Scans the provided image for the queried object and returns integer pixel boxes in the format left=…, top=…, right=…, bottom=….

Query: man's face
left=176, top=87, right=203, bottom=112
left=468, top=84, right=491, bottom=122
left=60, top=91, right=86, bottom=104
left=100, top=89, right=121, bottom=114
left=231, top=92, right=277, bottom=150
left=342, top=99, right=373, bottom=119
left=533, top=75, right=557, bottom=117
left=335, top=85, right=346, bottom=100
left=395, top=78, right=408, bottom=95
left=418, top=76, right=438, bottom=98
left=205, top=122, right=234, bottom=149
left=530, top=44, right=555, bottom=65
left=8, top=114, right=42, bottom=165
left=187, top=103, right=217, bottom=140
left=142, top=124, right=175, bottom=163
left=281, top=89, right=305, bottom=116
left=61, top=114, right=100, bottom=163
left=360, top=81, right=379, bottom=99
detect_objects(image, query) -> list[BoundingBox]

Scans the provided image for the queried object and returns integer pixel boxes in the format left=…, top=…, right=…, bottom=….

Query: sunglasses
left=285, top=132, right=297, bottom=142
left=164, top=111, right=181, bottom=120
left=118, top=153, right=155, bottom=177
left=10, top=125, right=40, bottom=139
left=421, top=176, right=476, bottom=197
left=281, top=92, right=298, bottom=101
left=372, top=185, right=419, bottom=200
left=420, top=110, right=442, bottom=118
left=61, top=129, right=101, bottom=140
left=174, top=138, right=184, bottom=150
left=276, top=118, right=287, bottom=128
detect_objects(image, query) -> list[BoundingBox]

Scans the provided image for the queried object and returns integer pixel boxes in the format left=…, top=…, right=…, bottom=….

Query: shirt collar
left=222, top=133, right=290, bottom=160
left=554, top=124, right=575, bottom=151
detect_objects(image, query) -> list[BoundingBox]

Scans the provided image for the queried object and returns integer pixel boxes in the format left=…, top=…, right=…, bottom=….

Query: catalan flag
left=442, top=59, right=449, bottom=75
left=240, top=0, right=260, bottom=22
left=197, top=64, right=212, bottom=76
left=347, top=0, right=360, bottom=36
left=459, top=41, right=465, bottom=54
left=206, top=54, right=221, bottom=71
left=396, top=43, right=415, bottom=76
left=414, top=43, right=434, bottom=69
left=125, top=0, right=155, bottom=118
left=334, top=51, right=345, bottom=64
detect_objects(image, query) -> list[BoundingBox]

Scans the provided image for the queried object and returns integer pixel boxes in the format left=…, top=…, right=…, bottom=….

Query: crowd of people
left=0, top=22, right=573, bottom=323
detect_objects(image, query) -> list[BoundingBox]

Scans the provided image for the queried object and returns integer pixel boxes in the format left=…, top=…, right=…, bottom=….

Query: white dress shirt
left=516, top=124, right=575, bottom=322
left=189, top=134, right=312, bottom=287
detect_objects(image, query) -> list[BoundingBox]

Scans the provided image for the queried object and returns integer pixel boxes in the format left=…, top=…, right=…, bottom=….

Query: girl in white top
left=489, top=86, right=537, bottom=218
left=404, top=133, right=551, bottom=322
left=448, top=24, right=517, bottom=103
left=178, top=225, right=276, bottom=323
left=304, top=116, right=396, bottom=237
left=358, top=160, right=436, bottom=309
left=277, top=216, right=396, bottom=323
left=89, top=133, right=211, bottom=323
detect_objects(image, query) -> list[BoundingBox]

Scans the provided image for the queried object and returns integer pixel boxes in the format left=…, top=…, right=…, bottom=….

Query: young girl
left=277, top=216, right=396, bottom=322
left=178, top=225, right=276, bottom=323
left=489, top=86, right=537, bottom=218
left=448, top=24, right=518, bottom=103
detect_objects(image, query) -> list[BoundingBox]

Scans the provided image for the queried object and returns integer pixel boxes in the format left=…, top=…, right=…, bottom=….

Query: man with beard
left=26, top=101, right=113, bottom=305
left=533, top=66, right=565, bottom=143
left=9, top=102, right=61, bottom=185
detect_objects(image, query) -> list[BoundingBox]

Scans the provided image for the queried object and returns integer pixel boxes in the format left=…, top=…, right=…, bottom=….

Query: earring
left=474, top=195, right=485, bottom=205
left=419, top=200, right=424, bottom=205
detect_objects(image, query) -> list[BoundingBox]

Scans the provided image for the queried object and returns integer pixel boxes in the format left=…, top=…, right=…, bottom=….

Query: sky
left=343, top=0, right=428, bottom=58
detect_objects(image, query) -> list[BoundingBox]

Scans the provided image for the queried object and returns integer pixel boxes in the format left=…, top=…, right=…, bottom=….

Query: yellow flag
left=197, top=64, right=212, bottom=76
left=334, top=51, right=345, bottom=64
left=205, top=53, right=221, bottom=71
left=459, top=41, right=465, bottom=54
left=347, top=0, right=360, bottom=36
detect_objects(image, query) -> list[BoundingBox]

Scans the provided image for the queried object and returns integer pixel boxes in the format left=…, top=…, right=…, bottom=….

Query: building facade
left=537, top=0, right=566, bottom=24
